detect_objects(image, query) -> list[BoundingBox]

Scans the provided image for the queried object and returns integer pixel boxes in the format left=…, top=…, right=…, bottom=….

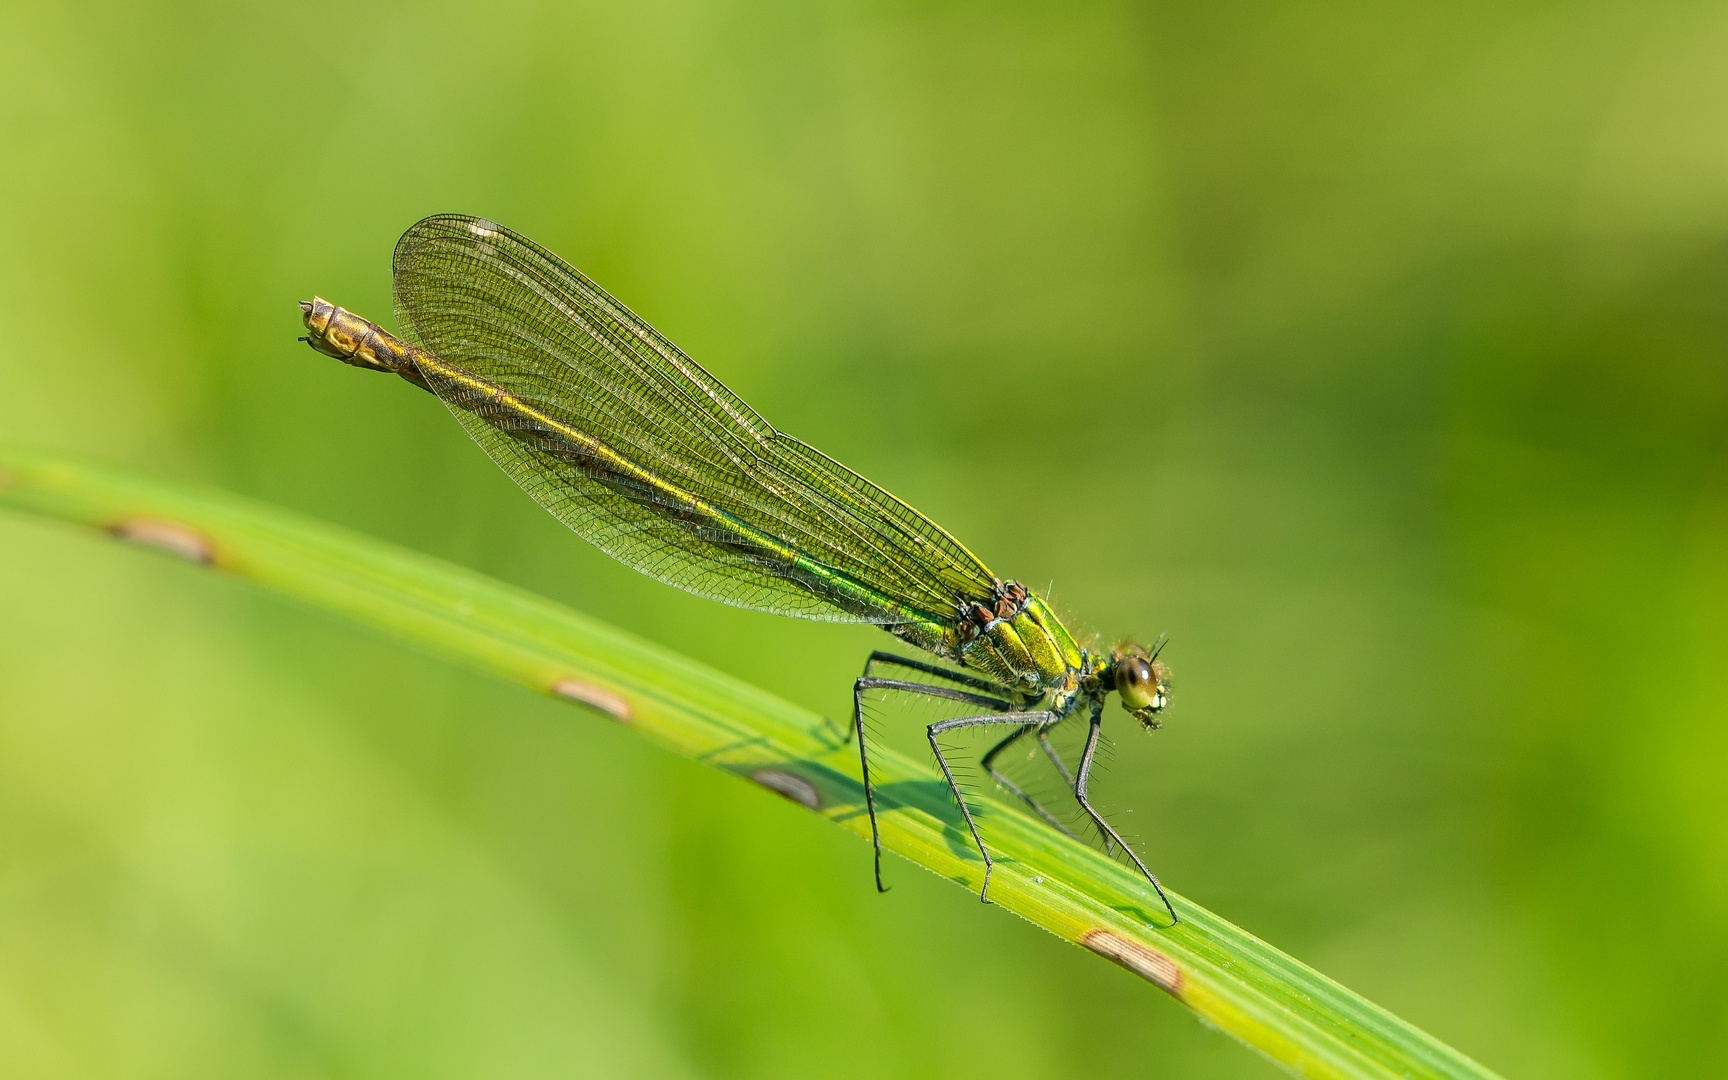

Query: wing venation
left=390, top=213, right=998, bottom=624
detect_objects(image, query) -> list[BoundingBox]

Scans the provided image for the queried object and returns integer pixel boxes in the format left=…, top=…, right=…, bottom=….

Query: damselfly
left=300, top=214, right=1176, bottom=923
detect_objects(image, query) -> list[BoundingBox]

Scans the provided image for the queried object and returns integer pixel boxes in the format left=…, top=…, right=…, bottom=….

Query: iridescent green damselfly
left=301, top=214, right=1177, bottom=924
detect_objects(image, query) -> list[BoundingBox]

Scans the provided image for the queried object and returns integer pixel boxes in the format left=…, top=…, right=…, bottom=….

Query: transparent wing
left=391, top=213, right=998, bottom=624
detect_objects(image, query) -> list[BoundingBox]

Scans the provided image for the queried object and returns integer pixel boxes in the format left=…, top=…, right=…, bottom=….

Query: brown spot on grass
left=0, top=465, right=14, bottom=489
left=1082, top=929, right=1184, bottom=997
left=550, top=678, right=631, bottom=721
left=750, top=768, right=821, bottom=809
left=109, top=518, right=216, bottom=565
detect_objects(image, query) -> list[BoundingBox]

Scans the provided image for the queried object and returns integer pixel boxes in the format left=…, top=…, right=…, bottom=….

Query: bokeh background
left=2, top=1, right=1726, bottom=1077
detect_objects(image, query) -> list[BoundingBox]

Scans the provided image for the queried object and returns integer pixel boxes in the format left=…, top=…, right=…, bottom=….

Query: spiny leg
left=927, top=710, right=1060, bottom=903
left=850, top=652, right=1015, bottom=741
left=980, top=724, right=1078, bottom=838
left=1073, top=700, right=1178, bottom=925
left=1027, top=726, right=1112, bottom=852
left=851, top=667, right=1016, bottom=894
left=855, top=652, right=1040, bottom=829
left=1037, top=728, right=1075, bottom=787
left=851, top=677, right=888, bottom=891
left=847, top=651, right=1010, bottom=748
left=980, top=718, right=1090, bottom=848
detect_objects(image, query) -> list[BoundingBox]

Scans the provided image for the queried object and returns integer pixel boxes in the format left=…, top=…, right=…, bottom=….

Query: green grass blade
left=0, top=444, right=1503, bottom=1080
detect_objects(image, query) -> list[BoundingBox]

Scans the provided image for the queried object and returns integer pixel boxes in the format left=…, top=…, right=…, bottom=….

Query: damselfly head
left=1111, top=643, right=1171, bottom=729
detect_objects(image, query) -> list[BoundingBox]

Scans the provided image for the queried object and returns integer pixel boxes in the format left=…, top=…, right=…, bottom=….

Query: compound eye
left=1116, top=656, right=1159, bottom=711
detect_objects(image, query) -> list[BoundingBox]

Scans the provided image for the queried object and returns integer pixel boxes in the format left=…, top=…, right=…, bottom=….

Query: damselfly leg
left=852, top=653, right=1020, bottom=894
left=979, top=723, right=1079, bottom=838
left=853, top=652, right=1075, bottom=902
left=851, top=652, right=1178, bottom=924
left=1074, top=699, right=1177, bottom=923
left=925, top=709, right=1061, bottom=901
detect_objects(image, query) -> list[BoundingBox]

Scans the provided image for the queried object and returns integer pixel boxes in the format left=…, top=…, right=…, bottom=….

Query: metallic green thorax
left=945, top=582, right=1088, bottom=700
left=301, top=297, right=1095, bottom=704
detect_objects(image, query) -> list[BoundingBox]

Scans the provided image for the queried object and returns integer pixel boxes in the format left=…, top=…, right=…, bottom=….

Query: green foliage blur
left=2, top=2, right=1725, bottom=1077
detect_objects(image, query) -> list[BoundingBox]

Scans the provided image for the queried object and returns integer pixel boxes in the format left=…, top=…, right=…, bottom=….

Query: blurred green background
left=2, top=1, right=1725, bottom=1077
